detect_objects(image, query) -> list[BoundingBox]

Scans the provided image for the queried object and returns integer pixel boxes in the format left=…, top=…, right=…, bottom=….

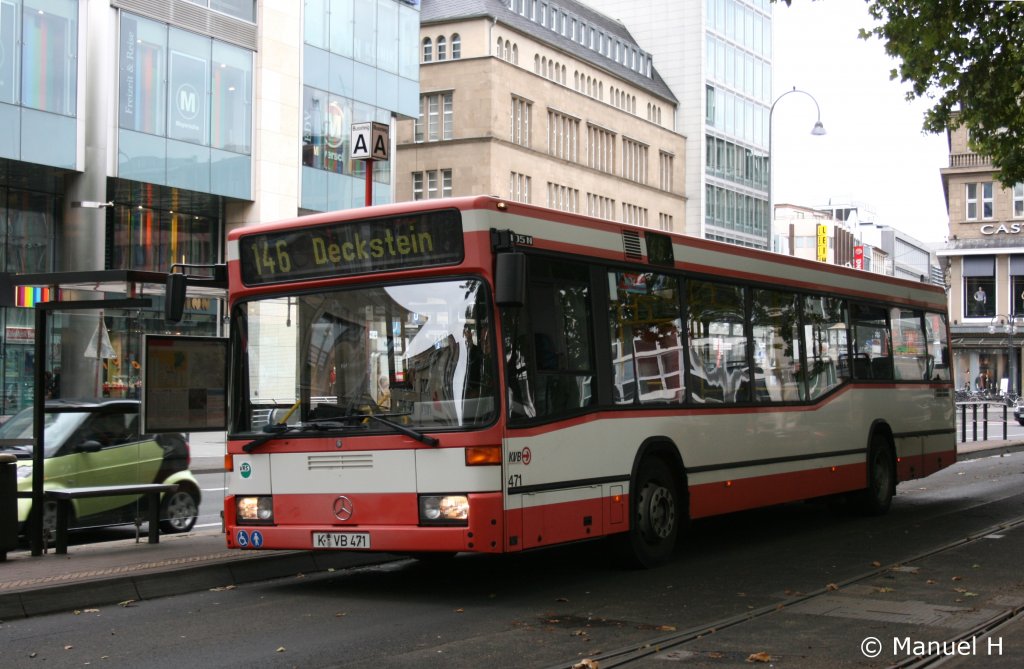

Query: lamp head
left=811, top=120, right=826, bottom=136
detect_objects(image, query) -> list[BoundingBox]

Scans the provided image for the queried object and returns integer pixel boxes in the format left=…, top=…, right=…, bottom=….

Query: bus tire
left=858, top=434, right=895, bottom=515
left=622, top=457, right=680, bottom=568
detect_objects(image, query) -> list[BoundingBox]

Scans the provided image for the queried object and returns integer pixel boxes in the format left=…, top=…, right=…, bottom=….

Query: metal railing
left=957, top=401, right=1013, bottom=442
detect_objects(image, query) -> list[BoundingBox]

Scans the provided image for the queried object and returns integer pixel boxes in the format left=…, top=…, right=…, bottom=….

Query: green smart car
left=0, top=399, right=201, bottom=537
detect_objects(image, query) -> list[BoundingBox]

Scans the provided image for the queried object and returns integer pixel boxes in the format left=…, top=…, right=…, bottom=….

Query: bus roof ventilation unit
left=622, top=229, right=643, bottom=260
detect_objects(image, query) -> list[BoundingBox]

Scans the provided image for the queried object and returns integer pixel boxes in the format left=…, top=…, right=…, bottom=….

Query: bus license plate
left=313, top=532, right=370, bottom=549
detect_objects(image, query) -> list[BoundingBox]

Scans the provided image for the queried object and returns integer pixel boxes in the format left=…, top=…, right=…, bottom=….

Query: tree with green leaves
left=781, top=0, right=1024, bottom=185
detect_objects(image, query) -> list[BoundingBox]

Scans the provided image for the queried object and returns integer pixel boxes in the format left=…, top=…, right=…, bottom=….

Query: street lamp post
left=768, top=87, right=827, bottom=250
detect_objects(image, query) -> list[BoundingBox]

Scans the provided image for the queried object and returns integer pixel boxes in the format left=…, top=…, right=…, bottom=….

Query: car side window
left=86, top=413, right=132, bottom=448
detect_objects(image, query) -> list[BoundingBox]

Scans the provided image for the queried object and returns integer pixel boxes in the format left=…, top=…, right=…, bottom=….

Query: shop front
left=952, top=330, right=1021, bottom=396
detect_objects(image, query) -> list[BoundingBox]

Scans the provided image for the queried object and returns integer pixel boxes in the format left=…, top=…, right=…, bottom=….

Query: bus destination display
left=239, top=210, right=465, bottom=285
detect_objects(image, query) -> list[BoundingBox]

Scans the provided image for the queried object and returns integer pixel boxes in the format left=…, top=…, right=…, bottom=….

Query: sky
left=771, top=0, right=950, bottom=243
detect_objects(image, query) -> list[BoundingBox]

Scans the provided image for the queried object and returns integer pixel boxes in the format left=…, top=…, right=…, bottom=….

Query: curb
left=0, top=549, right=398, bottom=620
left=955, top=440, right=1024, bottom=461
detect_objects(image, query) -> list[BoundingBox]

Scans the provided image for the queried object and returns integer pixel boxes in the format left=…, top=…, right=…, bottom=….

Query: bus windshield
left=231, top=278, right=496, bottom=435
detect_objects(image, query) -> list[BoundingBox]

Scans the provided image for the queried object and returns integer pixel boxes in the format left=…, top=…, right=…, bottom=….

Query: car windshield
left=231, top=278, right=497, bottom=434
left=0, top=408, right=87, bottom=459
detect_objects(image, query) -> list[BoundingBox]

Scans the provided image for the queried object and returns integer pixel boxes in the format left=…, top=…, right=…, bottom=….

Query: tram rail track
left=542, top=514, right=1024, bottom=669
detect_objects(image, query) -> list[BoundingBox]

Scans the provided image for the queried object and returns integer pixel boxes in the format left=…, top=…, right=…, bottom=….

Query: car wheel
left=160, top=487, right=199, bottom=533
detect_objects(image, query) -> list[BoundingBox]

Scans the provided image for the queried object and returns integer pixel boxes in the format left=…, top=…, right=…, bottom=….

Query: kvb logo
left=508, top=446, right=532, bottom=465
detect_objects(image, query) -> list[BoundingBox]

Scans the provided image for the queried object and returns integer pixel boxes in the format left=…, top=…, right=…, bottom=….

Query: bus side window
left=686, top=279, right=748, bottom=404
left=608, top=271, right=683, bottom=405
left=850, top=302, right=892, bottom=381
left=890, top=307, right=929, bottom=381
left=924, top=312, right=950, bottom=381
left=804, top=295, right=847, bottom=398
left=751, top=288, right=803, bottom=403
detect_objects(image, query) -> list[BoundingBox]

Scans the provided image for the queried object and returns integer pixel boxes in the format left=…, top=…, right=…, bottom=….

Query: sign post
left=350, top=122, right=390, bottom=207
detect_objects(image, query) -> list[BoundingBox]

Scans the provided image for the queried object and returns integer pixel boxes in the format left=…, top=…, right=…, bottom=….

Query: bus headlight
left=419, top=495, right=469, bottom=525
left=236, top=496, right=274, bottom=524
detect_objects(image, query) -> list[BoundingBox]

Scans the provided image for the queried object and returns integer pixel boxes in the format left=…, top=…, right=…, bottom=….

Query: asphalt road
left=4, top=451, right=1024, bottom=669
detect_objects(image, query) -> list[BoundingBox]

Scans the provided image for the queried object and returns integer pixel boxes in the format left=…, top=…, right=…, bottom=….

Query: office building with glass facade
left=582, top=0, right=772, bottom=249
left=0, top=0, right=419, bottom=414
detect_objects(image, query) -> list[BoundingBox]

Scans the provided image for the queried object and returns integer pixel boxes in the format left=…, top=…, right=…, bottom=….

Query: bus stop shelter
left=0, top=268, right=226, bottom=556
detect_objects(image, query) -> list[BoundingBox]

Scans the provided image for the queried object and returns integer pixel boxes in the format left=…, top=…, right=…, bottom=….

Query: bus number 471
left=508, top=474, right=522, bottom=488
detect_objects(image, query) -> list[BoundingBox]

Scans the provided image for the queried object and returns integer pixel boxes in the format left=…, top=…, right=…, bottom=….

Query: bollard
left=972, top=403, right=978, bottom=442
left=983, top=402, right=989, bottom=441
left=0, top=453, right=18, bottom=561
left=1004, top=404, right=1009, bottom=441
left=961, top=403, right=967, bottom=442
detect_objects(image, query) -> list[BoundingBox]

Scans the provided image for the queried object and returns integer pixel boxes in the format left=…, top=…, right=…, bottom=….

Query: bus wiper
left=241, top=419, right=347, bottom=453
left=310, top=401, right=440, bottom=447
left=360, top=413, right=439, bottom=447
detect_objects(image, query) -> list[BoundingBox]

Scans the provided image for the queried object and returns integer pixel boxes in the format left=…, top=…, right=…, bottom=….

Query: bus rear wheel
left=622, top=457, right=680, bottom=568
left=858, top=435, right=895, bottom=515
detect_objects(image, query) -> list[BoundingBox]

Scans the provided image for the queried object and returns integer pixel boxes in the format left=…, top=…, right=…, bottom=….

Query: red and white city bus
left=223, top=196, right=954, bottom=566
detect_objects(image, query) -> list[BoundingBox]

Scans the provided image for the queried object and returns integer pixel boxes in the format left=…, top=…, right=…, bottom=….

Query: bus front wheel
left=623, top=457, right=680, bottom=568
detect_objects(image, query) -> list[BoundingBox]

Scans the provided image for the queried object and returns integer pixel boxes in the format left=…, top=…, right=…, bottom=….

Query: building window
left=510, top=172, right=531, bottom=203
left=659, top=213, right=673, bottom=231
left=622, top=138, right=648, bottom=184
left=511, top=96, right=531, bottom=147
left=622, top=203, right=648, bottom=227
left=966, top=182, right=994, bottom=220
left=437, top=36, right=447, bottom=61
left=451, top=34, right=461, bottom=59
left=547, top=110, right=579, bottom=162
left=547, top=182, right=579, bottom=212
left=184, top=0, right=255, bottom=22
left=963, top=255, right=995, bottom=319
left=587, top=124, right=616, bottom=174
left=415, top=92, right=453, bottom=142
left=587, top=193, right=615, bottom=220
left=119, top=13, right=253, bottom=155
left=659, top=151, right=674, bottom=192
left=422, top=37, right=432, bottom=62
left=1014, top=183, right=1024, bottom=218
left=412, top=169, right=453, bottom=200
left=20, top=0, right=79, bottom=115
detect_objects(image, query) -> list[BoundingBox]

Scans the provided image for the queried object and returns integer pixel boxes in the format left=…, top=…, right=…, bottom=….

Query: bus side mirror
left=165, top=273, right=187, bottom=322
left=495, top=252, right=526, bottom=307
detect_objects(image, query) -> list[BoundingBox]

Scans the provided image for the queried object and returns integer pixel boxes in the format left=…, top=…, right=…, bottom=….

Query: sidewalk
left=1, top=437, right=1022, bottom=621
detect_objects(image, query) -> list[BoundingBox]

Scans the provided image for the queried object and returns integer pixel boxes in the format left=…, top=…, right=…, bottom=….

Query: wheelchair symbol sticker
left=236, top=530, right=249, bottom=548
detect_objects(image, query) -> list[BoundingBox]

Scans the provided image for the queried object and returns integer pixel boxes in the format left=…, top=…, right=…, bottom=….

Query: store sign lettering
left=980, top=223, right=1023, bottom=235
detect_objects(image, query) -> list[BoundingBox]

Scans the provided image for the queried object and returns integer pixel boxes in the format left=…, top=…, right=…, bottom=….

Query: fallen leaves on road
left=209, top=585, right=237, bottom=592
left=118, top=600, right=135, bottom=608
left=747, top=651, right=772, bottom=663
left=825, top=583, right=839, bottom=592
left=276, top=646, right=286, bottom=653
left=571, top=660, right=599, bottom=669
